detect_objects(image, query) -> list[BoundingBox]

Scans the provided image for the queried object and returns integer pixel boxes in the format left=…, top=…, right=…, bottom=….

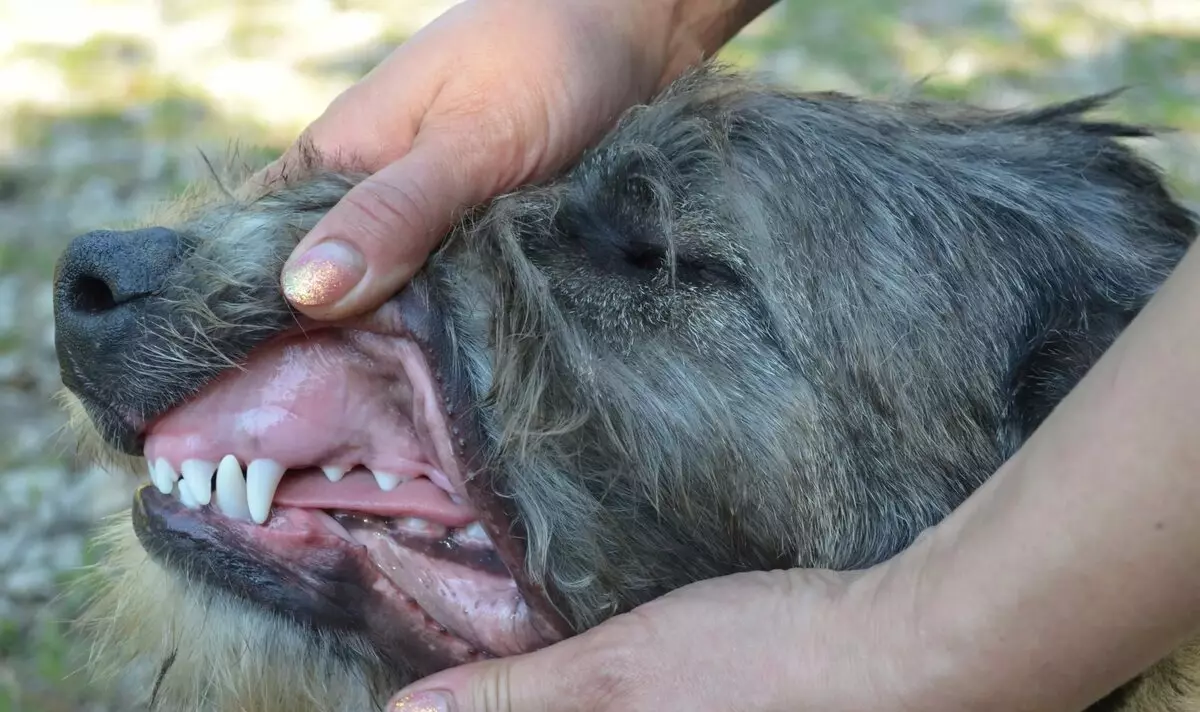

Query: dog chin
left=73, top=514, right=398, bottom=712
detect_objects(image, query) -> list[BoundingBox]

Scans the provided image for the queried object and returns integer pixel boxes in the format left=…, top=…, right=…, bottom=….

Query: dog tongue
left=274, top=468, right=477, bottom=527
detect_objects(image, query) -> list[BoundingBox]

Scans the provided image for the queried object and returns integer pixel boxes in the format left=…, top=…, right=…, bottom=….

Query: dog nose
left=53, top=227, right=182, bottom=392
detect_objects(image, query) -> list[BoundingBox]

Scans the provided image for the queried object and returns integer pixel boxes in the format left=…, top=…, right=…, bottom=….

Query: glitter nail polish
left=390, top=691, right=452, bottom=712
left=282, top=239, right=365, bottom=307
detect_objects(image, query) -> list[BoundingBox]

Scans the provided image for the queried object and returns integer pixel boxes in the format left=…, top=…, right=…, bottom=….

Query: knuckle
left=469, top=663, right=516, bottom=712
left=567, top=626, right=652, bottom=710
left=342, top=178, right=432, bottom=245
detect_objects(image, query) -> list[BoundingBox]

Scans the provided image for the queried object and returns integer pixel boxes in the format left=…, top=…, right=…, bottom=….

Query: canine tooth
left=178, top=480, right=200, bottom=509
left=372, top=470, right=402, bottom=491
left=181, top=459, right=217, bottom=506
left=246, top=459, right=286, bottom=525
left=152, top=458, right=178, bottom=495
left=322, top=465, right=347, bottom=483
left=214, top=455, right=252, bottom=521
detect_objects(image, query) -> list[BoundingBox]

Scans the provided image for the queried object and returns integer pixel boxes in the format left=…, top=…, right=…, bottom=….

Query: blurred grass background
left=0, top=1, right=1196, bottom=710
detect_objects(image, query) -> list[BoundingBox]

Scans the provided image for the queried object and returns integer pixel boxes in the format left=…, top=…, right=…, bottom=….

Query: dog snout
left=53, top=226, right=182, bottom=395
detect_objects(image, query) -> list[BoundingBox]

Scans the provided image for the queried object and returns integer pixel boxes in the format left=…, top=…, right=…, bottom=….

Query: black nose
left=53, top=227, right=182, bottom=396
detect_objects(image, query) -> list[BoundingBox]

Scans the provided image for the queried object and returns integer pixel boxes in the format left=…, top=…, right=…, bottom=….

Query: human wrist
left=826, top=493, right=1061, bottom=712
left=640, top=0, right=778, bottom=90
left=819, top=544, right=970, bottom=712
left=850, top=458, right=1109, bottom=712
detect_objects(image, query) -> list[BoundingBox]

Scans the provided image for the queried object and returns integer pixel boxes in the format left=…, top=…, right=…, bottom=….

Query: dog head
left=52, top=67, right=1196, bottom=710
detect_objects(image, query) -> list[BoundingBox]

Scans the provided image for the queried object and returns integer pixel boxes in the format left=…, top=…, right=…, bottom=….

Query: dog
left=51, top=65, right=1200, bottom=711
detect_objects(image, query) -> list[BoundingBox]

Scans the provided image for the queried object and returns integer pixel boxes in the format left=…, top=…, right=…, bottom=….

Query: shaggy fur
left=55, top=64, right=1200, bottom=711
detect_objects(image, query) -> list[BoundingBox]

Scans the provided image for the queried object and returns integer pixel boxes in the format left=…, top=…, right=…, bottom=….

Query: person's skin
left=269, top=0, right=776, bottom=318
left=256, top=0, right=1200, bottom=709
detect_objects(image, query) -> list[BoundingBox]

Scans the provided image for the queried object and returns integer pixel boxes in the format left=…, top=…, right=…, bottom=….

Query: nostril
left=54, top=226, right=182, bottom=326
left=72, top=274, right=119, bottom=314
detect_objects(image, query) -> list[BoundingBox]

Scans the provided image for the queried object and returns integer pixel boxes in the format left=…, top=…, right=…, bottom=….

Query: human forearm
left=886, top=241, right=1200, bottom=710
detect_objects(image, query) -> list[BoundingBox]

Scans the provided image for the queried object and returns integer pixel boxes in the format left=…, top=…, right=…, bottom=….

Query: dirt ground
left=0, top=1, right=1196, bottom=709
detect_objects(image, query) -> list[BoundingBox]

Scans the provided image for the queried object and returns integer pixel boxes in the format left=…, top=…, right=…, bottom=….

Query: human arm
left=893, top=238, right=1200, bottom=710
left=270, top=0, right=777, bottom=320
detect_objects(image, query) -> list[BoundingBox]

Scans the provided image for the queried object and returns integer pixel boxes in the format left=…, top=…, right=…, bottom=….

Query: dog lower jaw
left=133, top=485, right=557, bottom=669
left=76, top=511, right=402, bottom=712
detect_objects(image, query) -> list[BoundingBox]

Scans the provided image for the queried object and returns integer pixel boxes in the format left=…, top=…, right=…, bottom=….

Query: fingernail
left=282, top=239, right=365, bottom=307
left=390, top=690, right=453, bottom=712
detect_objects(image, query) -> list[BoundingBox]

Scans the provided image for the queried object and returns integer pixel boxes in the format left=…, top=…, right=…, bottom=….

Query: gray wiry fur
left=61, top=64, right=1200, bottom=712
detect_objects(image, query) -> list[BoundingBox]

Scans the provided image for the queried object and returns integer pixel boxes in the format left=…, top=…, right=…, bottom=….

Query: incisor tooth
left=152, top=458, right=178, bottom=495
left=214, top=455, right=252, bottom=521
left=181, top=459, right=217, bottom=506
left=178, top=479, right=200, bottom=509
left=246, top=459, right=286, bottom=524
left=323, top=465, right=347, bottom=483
left=148, top=461, right=167, bottom=494
left=372, top=470, right=402, bottom=491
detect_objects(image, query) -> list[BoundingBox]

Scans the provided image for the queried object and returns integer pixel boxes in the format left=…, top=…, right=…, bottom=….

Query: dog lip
left=389, top=282, right=577, bottom=643
left=131, top=484, right=495, bottom=672
left=91, top=282, right=454, bottom=458
left=124, top=297, right=422, bottom=453
left=72, top=396, right=147, bottom=456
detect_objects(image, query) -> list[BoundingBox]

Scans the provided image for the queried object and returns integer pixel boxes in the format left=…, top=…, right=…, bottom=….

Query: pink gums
left=136, top=327, right=558, bottom=657
left=143, top=330, right=474, bottom=525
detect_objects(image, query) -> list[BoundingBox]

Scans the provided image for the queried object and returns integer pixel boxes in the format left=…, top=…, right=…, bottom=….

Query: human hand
left=266, top=0, right=766, bottom=321
left=381, top=566, right=928, bottom=712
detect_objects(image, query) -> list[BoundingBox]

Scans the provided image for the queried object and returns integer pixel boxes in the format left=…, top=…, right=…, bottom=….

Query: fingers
left=385, top=632, right=641, bottom=712
left=280, top=135, right=476, bottom=320
left=386, top=657, right=555, bottom=712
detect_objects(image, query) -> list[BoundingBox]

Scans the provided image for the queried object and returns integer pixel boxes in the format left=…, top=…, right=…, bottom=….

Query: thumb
left=384, top=640, right=623, bottom=712
left=280, top=136, right=481, bottom=321
left=383, top=657, right=544, bottom=712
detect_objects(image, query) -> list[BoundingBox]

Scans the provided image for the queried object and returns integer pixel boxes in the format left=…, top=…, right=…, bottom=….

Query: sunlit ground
left=0, top=1, right=1196, bottom=709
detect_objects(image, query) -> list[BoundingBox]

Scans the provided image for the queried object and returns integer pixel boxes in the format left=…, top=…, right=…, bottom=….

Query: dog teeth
left=457, top=521, right=491, bottom=546
left=213, top=454, right=252, bottom=521
left=149, top=455, right=410, bottom=524
left=177, top=478, right=200, bottom=509
left=246, top=458, right=286, bottom=524
left=181, top=459, right=217, bottom=506
left=372, top=470, right=402, bottom=491
left=151, top=458, right=179, bottom=495
left=395, top=517, right=446, bottom=538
